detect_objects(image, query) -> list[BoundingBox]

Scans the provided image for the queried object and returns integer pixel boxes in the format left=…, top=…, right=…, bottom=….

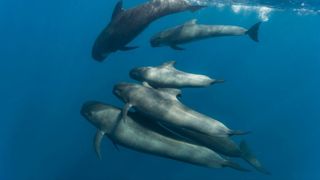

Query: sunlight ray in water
left=231, top=4, right=273, bottom=21
left=187, top=0, right=320, bottom=21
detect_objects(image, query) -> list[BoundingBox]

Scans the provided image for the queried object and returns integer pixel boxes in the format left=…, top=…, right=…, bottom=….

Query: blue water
left=1, top=0, right=320, bottom=179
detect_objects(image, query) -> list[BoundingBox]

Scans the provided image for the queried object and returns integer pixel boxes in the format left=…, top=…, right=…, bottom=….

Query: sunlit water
left=188, top=0, right=320, bottom=21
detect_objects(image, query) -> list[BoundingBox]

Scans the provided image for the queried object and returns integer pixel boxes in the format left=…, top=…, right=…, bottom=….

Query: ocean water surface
left=1, top=0, right=320, bottom=179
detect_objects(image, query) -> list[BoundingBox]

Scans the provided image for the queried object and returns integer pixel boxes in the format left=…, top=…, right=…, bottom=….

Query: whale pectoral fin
left=119, top=46, right=139, bottom=51
left=170, top=44, right=185, bottom=51
left=94, top=130, right=105, bottom=160
left=112, top=0, right=124, bottom=20
left=121, top=103, right=132, bottom=123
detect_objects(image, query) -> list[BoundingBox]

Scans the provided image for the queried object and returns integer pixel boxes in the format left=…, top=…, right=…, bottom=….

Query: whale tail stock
left=246, top=22, right=262, bottom=42
left=240, top=140, right=271, bottom=175
left=222, top=160, right=251, bottom=172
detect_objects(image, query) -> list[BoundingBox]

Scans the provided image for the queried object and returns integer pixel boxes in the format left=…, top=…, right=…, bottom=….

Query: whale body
left=150, top=19, right=261, bottom=50
left=130, top=61, right=224, bottom=88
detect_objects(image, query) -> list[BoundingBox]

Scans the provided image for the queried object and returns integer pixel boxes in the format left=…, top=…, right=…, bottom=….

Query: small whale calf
left=81, top=101, right=249, bottom=171
left=150, top=19, right=262, bottom=50
left=113, top=82, right=248, bottom=137
left=130, top=61, right=224, bottom=88
left=92, top=0, right=205, bottom=61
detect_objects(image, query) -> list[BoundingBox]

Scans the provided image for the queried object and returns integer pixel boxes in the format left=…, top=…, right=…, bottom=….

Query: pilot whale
left=130, top=61, right=224, bottom=88
left=164, top=125, right=270, bottom=174
left=113, top=83, right=248, bottom=137
left=150, top=19, right=261, bottom=50
left=81, top=101, right=249, bottom=171
left=92, top=0, right=205, bottom=61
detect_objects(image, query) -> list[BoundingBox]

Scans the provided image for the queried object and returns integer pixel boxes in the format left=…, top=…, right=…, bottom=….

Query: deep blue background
left=1, top=0, right=320, bottom=179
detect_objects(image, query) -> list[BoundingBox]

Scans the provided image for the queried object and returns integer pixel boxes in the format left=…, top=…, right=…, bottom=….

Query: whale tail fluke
left=246, top=22, right=262, bottom=42
left=211, top=79, right=225, bottom=84
left=189, top=5, right=207, bottom=12
left=240, top=140, right=271, bottom=175
left=223, top=160, right=251, bottom=172
left=229, top=130, right=251, bottom=136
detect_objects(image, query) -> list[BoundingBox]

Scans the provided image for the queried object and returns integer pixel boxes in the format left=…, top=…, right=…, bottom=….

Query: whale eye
left=86, top=111, right=93, bottom=118
left=113, top=88, right=125, bottom=99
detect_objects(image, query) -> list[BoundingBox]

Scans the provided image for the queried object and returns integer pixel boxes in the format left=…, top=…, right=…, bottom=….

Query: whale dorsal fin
left=160, top=61, right=176, bottom=68
left=142, top=81, right=153, bottom=88
left=158, top=88, right=182, bottom=98
left=112, top=0, right=124, bottom=20
left=184, top=19, right=198, bottom=26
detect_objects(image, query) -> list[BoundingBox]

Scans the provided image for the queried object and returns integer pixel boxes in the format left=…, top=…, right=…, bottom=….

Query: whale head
left=150, top=31, right=171, bottom=47
left=150, top=35, right=163, bottom=47
left=81, top=101, right=119, bottom=132
left=92, top=33, right=114, bottom=62
left=150, top=25, right=180, bottom=47
left=92, top=22, right=121, bottom=62
left=129, top=67, right=150, bottom=81
left=113, top=83, right=142, bottom=103
left=92, top=49, right=111, bottom=62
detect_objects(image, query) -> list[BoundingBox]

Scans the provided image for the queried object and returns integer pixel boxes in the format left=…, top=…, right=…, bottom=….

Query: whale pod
left=81, top=101, right=249, bottom=171
left=92, top=0, right=206, bottom=61
left=150, top=19, right=262, bottom=50
left=113, top=82, right=248, bottom=137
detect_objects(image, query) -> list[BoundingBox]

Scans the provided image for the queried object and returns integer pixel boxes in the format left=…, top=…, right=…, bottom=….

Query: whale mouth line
left=112, top=87, right=124, bottom=100
left=92, top=52, right=111, bottom=62
left=81, top=101, right=101, bottom=117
